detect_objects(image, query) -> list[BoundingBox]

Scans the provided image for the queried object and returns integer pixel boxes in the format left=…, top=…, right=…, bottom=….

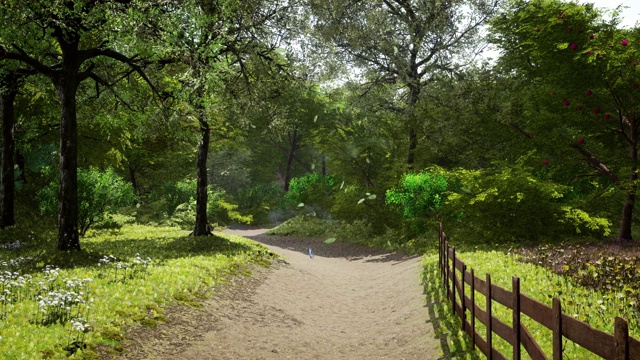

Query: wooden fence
left=438, top=223, right=640, bottom=359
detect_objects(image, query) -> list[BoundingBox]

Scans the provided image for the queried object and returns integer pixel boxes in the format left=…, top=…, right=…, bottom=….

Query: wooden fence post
left=512, top=276, right=521, bottom=360
left=553, top=298, right=562, bottom=360
left=487, top=273, right=493, bottom=360
left=614, top=317, right=629, bottom=360
left=451, top=246, right=457, bottom=312
left=470, top=268, right=476, bottom=350
left=445, top=240, right=450, bottom=302
left=461, top=264, right=467, bottom=330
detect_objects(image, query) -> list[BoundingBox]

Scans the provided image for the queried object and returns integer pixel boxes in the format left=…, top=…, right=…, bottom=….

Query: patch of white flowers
left=98, top=253, right=152, bottom=283
left=1, top=240, right=24, bottom=250
left=35, top=276, right=92, bottom=325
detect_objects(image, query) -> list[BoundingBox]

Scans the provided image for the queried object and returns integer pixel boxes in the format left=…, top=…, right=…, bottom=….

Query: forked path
left=119, top=229, right=440, bottom=359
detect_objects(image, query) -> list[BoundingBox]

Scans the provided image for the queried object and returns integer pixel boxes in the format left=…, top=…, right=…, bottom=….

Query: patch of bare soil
left=517, top=240, right=640, bottom=307
left=108, top=229, right=440, bottom=359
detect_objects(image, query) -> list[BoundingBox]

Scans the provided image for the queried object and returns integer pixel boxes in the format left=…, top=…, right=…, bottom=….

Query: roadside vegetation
left=0, top=221, right=276, bottom=359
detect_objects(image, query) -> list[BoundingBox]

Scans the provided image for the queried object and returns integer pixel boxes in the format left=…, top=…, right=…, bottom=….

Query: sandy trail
left=118, top=229, right=440, bottom=359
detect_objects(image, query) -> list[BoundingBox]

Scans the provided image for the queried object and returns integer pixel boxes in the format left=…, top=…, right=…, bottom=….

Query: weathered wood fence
left=438, top=224, right=640, bottom=359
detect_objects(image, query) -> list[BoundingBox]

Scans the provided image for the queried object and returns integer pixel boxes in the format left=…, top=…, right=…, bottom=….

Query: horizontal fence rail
left=437, top=223, right=639, bottom=360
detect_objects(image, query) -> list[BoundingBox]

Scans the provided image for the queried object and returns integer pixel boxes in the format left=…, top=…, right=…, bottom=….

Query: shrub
left=286, top=173, right=338, bottom=212
left=234, top=183, right=288, bottom=225
left=38, top=167, right=137, bottom=235
left=445, top=161, right=610, bottom=243
left=386, top=169, right=448, bottom=233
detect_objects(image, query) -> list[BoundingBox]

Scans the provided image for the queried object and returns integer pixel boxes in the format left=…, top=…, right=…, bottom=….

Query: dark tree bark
left=0, top=90, right=16, bottom=228
left=619, top=133, right=638, bottom=240
left=193, top=120, right=212, bottom=236
left=283, top=128, right=300, bottom=192
left=55, top=53, right=81, bottom=250
left=128, top=165, right=138, bottom=195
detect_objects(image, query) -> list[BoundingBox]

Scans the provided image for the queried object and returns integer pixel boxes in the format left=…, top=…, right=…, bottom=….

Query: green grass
left=422, top=248, right=640, bottom=359
left=0, top=224, right=277, bottom=359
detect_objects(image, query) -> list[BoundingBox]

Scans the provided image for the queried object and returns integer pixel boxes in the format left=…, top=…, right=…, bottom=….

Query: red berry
left=604, top=113, right=611, bottom=119
left=567, top=27, right=573, bottom=32
left=536, top=27, right=541, bottom=33
left=589, top=34, right=595, bottom=39
left=622, top=39, right=629, bottom=46
left=571, top=43, right=578, bottom=50
left=578, top=138, right=585, bottom=144
left=551, top=91, right=556, bottom=95
left=543, top=160, right=550, bottom=166
left=586, top=89, right=592, bottom=96
left=563, top=99, right=570, bottom=106
left=594, top=107, right=600, bottom=114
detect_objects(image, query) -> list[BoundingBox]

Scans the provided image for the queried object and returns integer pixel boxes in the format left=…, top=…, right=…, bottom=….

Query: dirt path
left=117, top=230, right=440, bottom=359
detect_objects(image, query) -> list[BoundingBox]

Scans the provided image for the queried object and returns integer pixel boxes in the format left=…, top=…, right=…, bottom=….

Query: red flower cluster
left=622, top=39, right=629, bottom=46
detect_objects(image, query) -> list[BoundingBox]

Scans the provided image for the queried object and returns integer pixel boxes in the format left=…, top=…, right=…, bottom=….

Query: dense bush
left=234, top=182, right=289, bottom=225
left=386, top=169, right=448, bottom=234
left=286, top=173, right=338, bottom=213
left=38, top=167, right=137, bottom=235
left=444, top=162, right=610, bottom=243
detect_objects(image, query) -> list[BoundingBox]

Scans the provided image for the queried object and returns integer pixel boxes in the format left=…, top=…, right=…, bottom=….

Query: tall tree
left=307, top=0, right=500, bottom=166
left=491, top=0, right=640, bottom=239
left=0, top=0, right=163, bottom=250
left=164, top=0, right=295, bottom=235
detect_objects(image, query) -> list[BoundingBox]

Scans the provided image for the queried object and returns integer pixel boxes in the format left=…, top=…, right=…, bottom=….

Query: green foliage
left=151, top=179, right=197, bottom=217
left=286, top=173, right=338, bottom=212
left=267, top=214, right=412, bottom=252
left=38, top=167, right=137, bottom=235
left=234, top=183, right=289, bottom=225
left=0, top=224, right=276, bottom=358
left=386, top=170, right=448, bottom=220
left=444, top=160, right=610, bottom=243
left=163, top=188, right=252, bottom=229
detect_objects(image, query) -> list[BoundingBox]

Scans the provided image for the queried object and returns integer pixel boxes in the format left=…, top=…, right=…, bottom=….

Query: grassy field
left=0, top=224, right=276, bottom=359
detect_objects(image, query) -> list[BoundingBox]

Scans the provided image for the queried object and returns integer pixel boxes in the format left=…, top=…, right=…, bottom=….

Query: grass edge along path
left=0, top=225, right=277, bottom=359
left=421, top=249, right=640, bottom=359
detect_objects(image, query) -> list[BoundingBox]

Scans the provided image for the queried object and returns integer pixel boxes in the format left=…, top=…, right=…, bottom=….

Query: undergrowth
left=267, top=214, right=432, bottom=254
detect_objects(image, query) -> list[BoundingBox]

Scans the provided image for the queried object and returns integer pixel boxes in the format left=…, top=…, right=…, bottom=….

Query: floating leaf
left=368, top=194, right=377, bottom=200
left=357, top=198, right=365, bottom=204
left=298, top=203, right=305, bottom=207
left=324, top=238, right=337, bottom=244
left=313, top=115, right=318, bottom=123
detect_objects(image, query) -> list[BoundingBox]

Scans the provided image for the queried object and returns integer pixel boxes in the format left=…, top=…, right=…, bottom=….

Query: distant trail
left=118, top=229, right=440, bottom=359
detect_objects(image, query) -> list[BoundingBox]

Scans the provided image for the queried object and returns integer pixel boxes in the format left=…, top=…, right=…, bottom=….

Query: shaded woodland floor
left=113, top=229, right=441, bottom=359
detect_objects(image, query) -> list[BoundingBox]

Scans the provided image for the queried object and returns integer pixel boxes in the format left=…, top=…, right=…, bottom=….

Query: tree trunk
left=619, top=138, right=638, bottom=240
left=283, top=128, right=299, bottom=192
left=193, top=121, right=212, bottom=236
left=406, top=81, right=421, bottom=166
left=0, top=91, right=17, bottom=228
left=15, top=148, right=26, bottom=184
left=56, top=74, right=81, bottom=251
left=128, top=165, right=139, bottom=195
